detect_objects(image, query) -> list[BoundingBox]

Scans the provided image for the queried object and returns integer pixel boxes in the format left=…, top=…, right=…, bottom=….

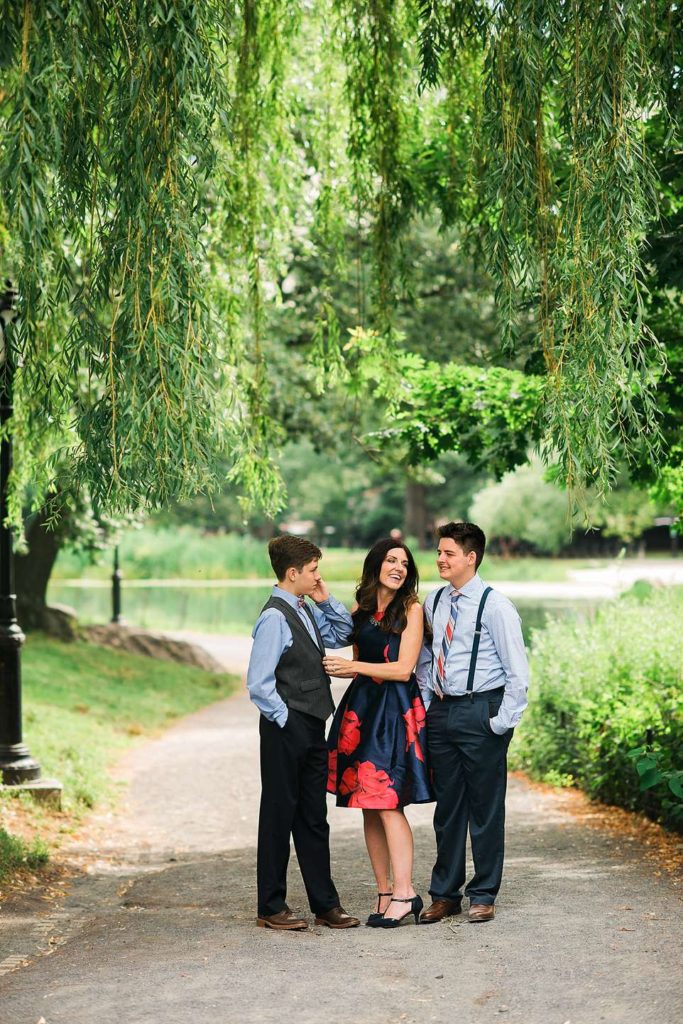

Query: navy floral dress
left=327, top=612, right=433, bottom=809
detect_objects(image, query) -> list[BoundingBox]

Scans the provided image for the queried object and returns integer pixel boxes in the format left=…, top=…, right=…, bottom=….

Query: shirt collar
left=272, top=585, right=304, bottom=609
left=448, top=574, right=484, bottom=600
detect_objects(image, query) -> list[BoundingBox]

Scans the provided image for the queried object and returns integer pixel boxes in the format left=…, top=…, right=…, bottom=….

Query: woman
left=324, top=538, right=432, bottom=928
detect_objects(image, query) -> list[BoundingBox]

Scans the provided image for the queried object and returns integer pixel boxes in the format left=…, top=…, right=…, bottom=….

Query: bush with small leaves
left=511, top=587, right=683, bottom=831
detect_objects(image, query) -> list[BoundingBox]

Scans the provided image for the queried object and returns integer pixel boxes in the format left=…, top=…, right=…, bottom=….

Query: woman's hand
left=323, top=655, right=357, bottom=678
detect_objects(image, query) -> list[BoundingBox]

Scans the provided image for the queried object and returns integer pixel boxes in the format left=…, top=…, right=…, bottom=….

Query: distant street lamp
left=0, top=281, right=41, bottom=784
left=111, top=544, right=123, bottom=624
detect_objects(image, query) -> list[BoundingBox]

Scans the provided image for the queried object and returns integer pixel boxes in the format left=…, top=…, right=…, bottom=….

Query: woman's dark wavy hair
left=351, top=538, right=419, bottom=640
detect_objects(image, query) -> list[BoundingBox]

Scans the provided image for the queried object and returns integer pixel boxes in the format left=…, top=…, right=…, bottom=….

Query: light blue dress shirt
left=416, top=574, right=529, bottom=735
left=247, top=586, right=353, bottom=727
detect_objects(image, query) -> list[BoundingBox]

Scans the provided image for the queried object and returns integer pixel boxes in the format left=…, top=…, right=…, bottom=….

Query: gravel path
left=0, top=643, right=681, bottom=1024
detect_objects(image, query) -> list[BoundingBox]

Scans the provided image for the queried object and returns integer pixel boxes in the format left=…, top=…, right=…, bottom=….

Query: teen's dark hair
left=268, top=535, right=322, bottom=581
left=437, top=521, right=486, bottom=569
left=352, top=538, right=419, bottom=639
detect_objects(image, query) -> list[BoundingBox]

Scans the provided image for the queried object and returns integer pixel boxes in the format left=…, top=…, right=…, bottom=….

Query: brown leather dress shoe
left=468, top=903, right=495, bottom=923
left=419, top=897, right=463, bottom=924
left=315, top=906, right=361, bottom=929
left=257, top=908, right=308, bottom=930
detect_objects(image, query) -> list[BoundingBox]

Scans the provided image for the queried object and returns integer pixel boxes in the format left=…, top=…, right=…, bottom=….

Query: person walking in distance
left=247, top=535, right=360, bottom=931
left=417, top=522, right=529, bottom=924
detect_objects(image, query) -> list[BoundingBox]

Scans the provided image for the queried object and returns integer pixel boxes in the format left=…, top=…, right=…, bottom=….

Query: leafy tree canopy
left=1, top=0, right=680, bottom=526
left=347, top=327, right=542, bottom=475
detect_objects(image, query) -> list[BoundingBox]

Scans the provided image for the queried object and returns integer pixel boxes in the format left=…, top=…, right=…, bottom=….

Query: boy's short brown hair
left=268, top=535, right=322, bottom=581
left=438, top=521, right=486, bottom=569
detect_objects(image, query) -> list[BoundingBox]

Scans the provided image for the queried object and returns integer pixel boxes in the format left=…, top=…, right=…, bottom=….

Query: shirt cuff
left=274, top=706, right=289, bottom=728
left=489, top=716, right=508, bottom=736
left=419, top=690, right=433, bottom=710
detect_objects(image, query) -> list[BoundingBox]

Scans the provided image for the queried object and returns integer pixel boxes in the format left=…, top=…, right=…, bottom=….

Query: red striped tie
left=434, top=593, right=460, bottom=698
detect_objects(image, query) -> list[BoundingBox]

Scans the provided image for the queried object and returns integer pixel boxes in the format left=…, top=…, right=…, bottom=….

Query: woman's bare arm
left=323, top=602, right=423, bottom=682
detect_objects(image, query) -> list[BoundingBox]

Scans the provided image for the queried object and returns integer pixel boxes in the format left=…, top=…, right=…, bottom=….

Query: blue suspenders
left=431, top=585, right=493, bottom=697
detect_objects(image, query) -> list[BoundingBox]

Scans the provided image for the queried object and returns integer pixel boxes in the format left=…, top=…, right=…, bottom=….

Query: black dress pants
left=257, top=709, right=339, bottom=918
left=426, top=693, right=512, bottom=906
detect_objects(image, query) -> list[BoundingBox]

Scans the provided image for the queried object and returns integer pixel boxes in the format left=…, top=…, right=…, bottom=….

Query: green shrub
left=512, top=587, right=683, bottom=831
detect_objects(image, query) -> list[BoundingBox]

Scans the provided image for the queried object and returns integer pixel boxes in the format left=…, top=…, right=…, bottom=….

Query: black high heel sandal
left=366, top=891, right=393, bottom=926
left=376, top=894, right=423, bottom=928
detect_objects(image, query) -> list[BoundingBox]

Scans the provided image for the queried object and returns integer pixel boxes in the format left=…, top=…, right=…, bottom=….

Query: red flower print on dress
left=327, top=749, right=338, bottom=793
left=368, top=647, right=389, bottom=688
left=338, top=710, right=362, bottom=756
left=339, top=760, right=399, bottom=808
left=371, top=642, right=392, bottom=684
left=403, top=698, right=426, bottom=762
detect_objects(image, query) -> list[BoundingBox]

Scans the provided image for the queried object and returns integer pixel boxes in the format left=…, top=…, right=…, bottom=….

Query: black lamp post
left=0, top=282, right=41, bottom=784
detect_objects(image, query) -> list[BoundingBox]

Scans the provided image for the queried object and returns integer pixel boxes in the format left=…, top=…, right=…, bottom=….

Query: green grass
left=0, top=828, right=48, bottom=880
left=0, top=635, right=240, bottom=884
left=55, top=527, right=273, bottom=581
left=54, top=524, right=603, bottom=583
left=18, top=635, right=239, bottom=814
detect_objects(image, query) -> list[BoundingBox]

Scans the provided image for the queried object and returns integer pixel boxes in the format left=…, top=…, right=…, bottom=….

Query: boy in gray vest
left=247, top=535, right=360, bottom=930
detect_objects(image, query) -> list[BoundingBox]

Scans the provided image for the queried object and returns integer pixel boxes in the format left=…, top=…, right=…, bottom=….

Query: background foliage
left=1, top=0, right=681, bottom=532
left=511, top=586, right=683, bottom=831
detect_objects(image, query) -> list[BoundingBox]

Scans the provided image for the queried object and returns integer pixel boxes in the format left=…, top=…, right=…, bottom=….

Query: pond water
left=48, top=580, right=600, bottom=646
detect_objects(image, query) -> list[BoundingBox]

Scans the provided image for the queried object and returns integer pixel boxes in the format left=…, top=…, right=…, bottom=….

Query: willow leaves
left=0, top=0, right=679, bottom=521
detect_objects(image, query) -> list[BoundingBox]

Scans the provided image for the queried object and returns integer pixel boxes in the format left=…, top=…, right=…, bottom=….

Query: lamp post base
left=0, top=745, right=41, bottom=784
left=0, top=777, right=62, bottom=809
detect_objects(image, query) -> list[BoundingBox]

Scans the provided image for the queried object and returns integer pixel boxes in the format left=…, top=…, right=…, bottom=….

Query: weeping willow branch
left=544, top=0, right=664, bottom=495
left=2, top=0, right=229, bottom=517
left=0, top=0, right=679, bottom=523
left=416, top=0, right=672, bottom=497
left=335, top=0, right=419, bottom=337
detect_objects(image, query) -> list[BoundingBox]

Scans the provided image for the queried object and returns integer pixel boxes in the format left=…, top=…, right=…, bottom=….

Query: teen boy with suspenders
left=416, top=522, right=529, bottom=923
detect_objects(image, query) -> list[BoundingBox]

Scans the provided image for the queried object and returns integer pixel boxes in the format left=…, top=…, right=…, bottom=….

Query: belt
left=438, top=686, right=505, bottom=702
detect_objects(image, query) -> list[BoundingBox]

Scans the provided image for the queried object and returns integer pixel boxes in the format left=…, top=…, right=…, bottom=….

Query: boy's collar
left=272, top=585, right=303, bottom=607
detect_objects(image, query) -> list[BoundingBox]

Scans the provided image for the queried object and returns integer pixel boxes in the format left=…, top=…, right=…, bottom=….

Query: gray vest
left=264, top=596, right=335, bottom=721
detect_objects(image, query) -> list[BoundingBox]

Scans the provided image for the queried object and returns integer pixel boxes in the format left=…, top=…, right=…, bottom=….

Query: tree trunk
left=404, top=481, right=430, bottom=550
left=15, top=507, right=66, bottom=630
